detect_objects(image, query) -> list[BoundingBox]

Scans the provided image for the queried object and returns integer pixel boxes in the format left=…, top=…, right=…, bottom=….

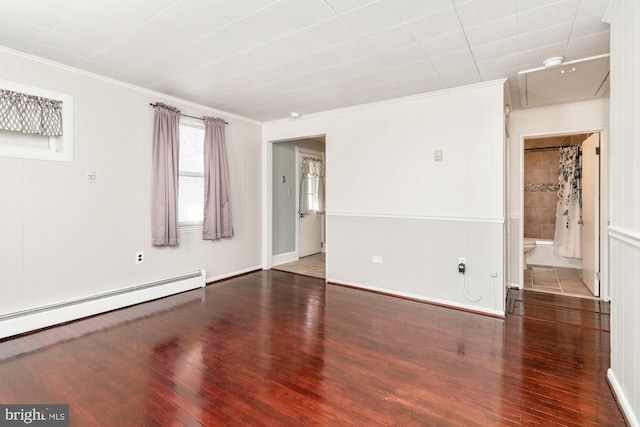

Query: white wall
left=264, top=81, right=506, bottom=316
left=607, top=0, right=640, bottom=425
left=508, top=99, right=609, bottom=288
left=0, top=49, right=262, bottom=317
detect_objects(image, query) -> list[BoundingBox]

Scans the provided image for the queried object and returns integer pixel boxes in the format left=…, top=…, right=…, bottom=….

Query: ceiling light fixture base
left=543, top=56, right=564, bottom=68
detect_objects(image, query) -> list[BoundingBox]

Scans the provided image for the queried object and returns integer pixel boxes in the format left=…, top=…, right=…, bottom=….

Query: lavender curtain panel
left=0, top=89, right=63, bottom=136
left=151, top=103, right=181, bottom=246
left=203, top=117, right=233, bottom=240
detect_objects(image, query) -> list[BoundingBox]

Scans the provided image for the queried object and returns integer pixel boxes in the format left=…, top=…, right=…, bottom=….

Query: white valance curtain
left=203, top=116, right=233, bottom=240
left=151, top=103, right=181, bottom=246
left=0, top=89, right=63, bottom=136
left=554, top=145, right=582, bottom=258
left=299, top=155, right=324, bottom=216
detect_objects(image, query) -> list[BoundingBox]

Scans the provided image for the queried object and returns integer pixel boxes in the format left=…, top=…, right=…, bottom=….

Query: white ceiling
left=0, top=0, right=610, bottom=121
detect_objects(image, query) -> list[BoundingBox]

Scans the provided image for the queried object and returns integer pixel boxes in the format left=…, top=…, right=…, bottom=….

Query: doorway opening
left=270, top=136, right=326, bottom=279
left=522, top=132, right=601, bottom=299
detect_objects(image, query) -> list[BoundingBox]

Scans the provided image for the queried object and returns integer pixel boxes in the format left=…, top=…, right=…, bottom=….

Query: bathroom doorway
left=522, top=132, right=601, bottom=298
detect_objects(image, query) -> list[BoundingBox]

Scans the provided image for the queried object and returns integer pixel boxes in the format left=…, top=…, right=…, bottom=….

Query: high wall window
left=178, top=121, right=205, bottom=228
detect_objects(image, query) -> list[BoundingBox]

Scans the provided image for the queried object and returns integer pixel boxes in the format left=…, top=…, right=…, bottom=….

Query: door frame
left=264, top=135, right=327, bottom=271
left=518, top=129, right=608, bottom=300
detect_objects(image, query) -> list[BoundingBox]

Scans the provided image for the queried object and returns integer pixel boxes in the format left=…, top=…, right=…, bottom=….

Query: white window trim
left=0, top=79, right=73, bottom=162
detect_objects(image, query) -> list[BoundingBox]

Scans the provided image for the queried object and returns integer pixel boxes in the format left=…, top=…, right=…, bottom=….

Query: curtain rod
left=524, top=145, right=577, bottom=152
left=149, top=103, right=228, bottom=124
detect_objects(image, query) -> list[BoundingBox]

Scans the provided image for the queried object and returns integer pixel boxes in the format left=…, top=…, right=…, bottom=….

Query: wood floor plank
left=0, top=271, right=626, bottom=426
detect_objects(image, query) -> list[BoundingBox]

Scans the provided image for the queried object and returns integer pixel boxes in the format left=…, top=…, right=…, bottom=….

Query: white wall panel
left=607, top=0, right=640, bottom=424
left=328, top=214, right=504, bottom=315
left=0, top=49, right=262, bottom=316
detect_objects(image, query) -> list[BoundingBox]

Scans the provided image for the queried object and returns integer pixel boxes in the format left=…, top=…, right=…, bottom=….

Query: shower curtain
left=554, top=145, right=582, bottom=258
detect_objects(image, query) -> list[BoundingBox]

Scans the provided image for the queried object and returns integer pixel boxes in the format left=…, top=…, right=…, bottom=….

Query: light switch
left=434, top=149, right=443, bottom=161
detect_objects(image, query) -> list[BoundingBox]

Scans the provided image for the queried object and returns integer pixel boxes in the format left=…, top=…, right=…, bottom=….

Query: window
left=306, top=174, right=320, bottom=212
left=0, top=79, right=73, bottom=162
left=178, top=121, right=205, bottom=228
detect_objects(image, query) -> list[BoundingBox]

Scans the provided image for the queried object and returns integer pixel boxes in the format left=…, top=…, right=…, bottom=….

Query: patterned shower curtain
left=553, top=145, right=582, bottom=258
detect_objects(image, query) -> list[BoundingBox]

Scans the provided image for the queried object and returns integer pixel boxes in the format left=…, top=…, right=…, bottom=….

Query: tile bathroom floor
left=523, top=265, right=595, bottom=298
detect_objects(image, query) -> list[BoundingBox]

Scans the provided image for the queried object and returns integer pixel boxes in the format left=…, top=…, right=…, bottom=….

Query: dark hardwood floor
left=0, top=270, right=625, bottom=426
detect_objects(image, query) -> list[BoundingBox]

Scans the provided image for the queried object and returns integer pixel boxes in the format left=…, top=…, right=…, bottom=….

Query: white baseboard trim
left=206, top=265, right=262, bottom=283
left=510, top=282, right=523, bottom=289
left=608, top=368, right=639, bottom=427
left=327, top=278, right=505, bottom=317
left=0, top=270, right=206, bottom=340
left=272, top=251, right=298, bottom=267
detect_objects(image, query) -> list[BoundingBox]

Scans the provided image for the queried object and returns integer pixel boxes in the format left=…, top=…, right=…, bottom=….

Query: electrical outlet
left=372, top=256, right=383, bottom=264
left=458, top=257, right=466, bottom=274
left=135, top=251, right=144, bottom=264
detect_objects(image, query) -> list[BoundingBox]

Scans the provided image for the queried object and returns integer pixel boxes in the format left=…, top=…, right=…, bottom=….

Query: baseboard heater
left=0, top=270, right=206, bottom=340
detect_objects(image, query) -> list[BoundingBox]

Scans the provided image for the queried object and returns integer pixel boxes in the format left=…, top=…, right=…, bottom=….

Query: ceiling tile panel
left=270, top=0, right=336, bottom=28
left=363, top=25, right=416, bottom=51
left=292, top=18, right=358, bottom=51
left=377, top=44, right=427, bottom=66
left=326, top=38, right=376, bottom=62
left=236, top=7, right=301, bottom=42
left=515, top=0, right=563, bottom=13
left=340, top=0, right=403, bottom=36
left=565, top=32, right=610, bottom=57
left=464, top=16, right=517, bottom=47
left=65, top=0, right=179, bottom=39
left=471, top=36, right=518, bottom=61
left=323, top=55, right=389, bottom=81
left=518, top=21, right=573, bottom=52
left=0, top=28, right=43, bottom=52
left=386, top=0, right=454, bottom=22
left=200, top=0, right=267, bottom=20
left=322, top=0, right=378, bottom=14
left=429, top=49, right=476, bottom=71
left=23, top=0, right=84, bottom=16
left=31, top=32, right=101, bottom=64
left=418, top=31, right=470, bottom=59
left=476, top=54, right=519, bottom=79
left=0, top=14, right=49, bottom=50
left=28, top=42, right=86, bottom=66
left=455, top=0, right=517, bottom=28
left=571, top=14, right=610, bottom=39
left=52, top=19, right=114, bottom=50
left=182, top=24, right=263, bottom=60
left=575, top=0, right=610, bottom=18
left=439, top=63, right=482, bottom=87
left=516, top=0, right=580, bottom=34
left=404, top=8, right=462, bottom=42
left=0, top=2, right=65, bottom=29
left=147, top=0, right=230, bottom=42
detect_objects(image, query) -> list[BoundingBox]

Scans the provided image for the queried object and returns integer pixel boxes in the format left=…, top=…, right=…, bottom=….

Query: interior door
left=581, top=133, right=600, bottom=296
left=298, top=150, right=323, bottom=258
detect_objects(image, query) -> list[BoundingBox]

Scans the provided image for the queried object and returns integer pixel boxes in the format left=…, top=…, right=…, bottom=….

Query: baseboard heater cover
left=0, top=270, right=206, bottom=340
